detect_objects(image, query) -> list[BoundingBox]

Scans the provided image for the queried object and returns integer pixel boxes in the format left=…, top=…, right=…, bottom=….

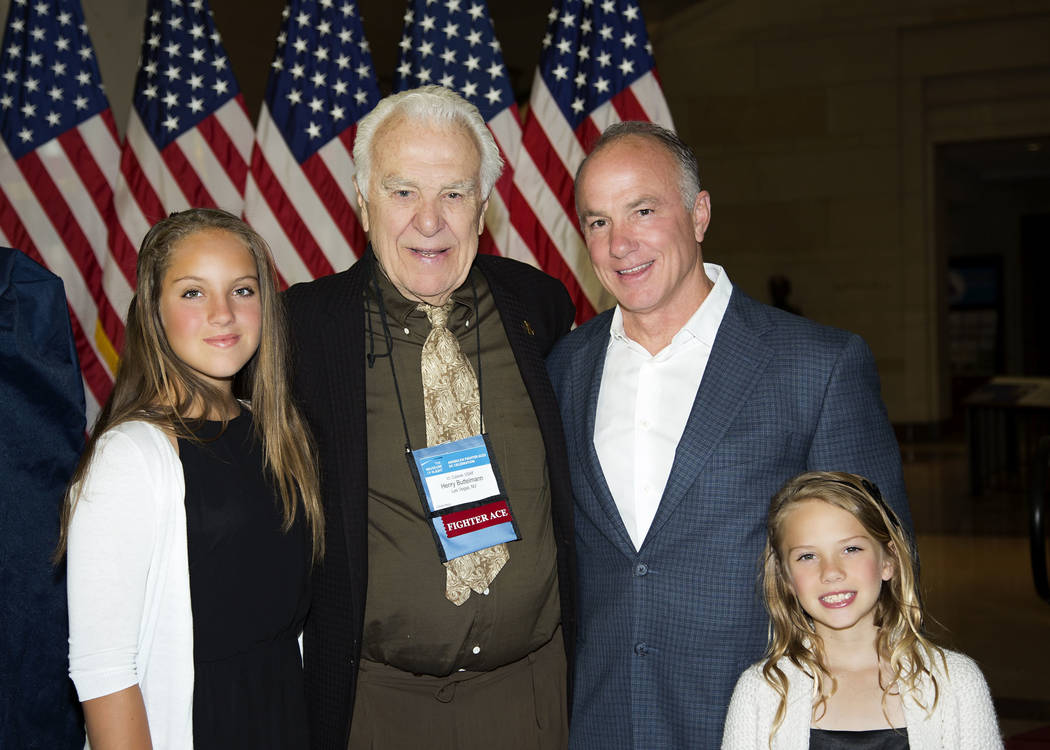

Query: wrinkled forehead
left=370, top=115, right=483, bottom=191
left=374, top=112, right=481, bottom=159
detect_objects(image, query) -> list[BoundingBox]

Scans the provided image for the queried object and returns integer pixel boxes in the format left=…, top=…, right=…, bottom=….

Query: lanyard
left=366, top=256, right=485, bottom=455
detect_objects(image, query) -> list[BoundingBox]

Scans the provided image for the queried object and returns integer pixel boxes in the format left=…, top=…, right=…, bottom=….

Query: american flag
left=110, top=0, right=254, bottom=278
left=243, top=0, right=380, bottom=285
left=0, top=0, right=124, bottom=422
left=396, top=0, right=537, bottom=273
left=517, top=0, right=674, bottom=322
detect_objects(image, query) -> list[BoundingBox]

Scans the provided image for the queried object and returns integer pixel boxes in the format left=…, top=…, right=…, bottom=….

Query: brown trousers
left=347, top=631, right=568, bottom=750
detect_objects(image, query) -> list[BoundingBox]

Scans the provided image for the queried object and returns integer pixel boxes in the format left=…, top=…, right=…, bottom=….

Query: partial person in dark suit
left=546, top=122, right=913, bottom=749
left=1, top=248, right=85, bottom=750
left=285, top=86, right=576, bottom=750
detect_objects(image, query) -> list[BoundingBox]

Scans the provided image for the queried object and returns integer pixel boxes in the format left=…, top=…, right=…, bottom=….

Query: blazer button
left=634, top=642, right=649, bottom=656
left=634, top=562, right=649, bottom=577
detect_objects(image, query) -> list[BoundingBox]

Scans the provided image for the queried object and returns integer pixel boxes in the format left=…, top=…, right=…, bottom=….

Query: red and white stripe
left=478, top=106, right=532, bottom=266
left=515, top=70, right=674, bottom=323
left=110, top=97, right=254, bottom=268
left=482, top=104, right=605, bottom=321
left=0, top=109, right=130, bottom=424
left=243, top=102, right=368, bottom=287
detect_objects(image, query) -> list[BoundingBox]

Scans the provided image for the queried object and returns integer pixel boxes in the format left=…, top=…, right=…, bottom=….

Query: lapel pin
left=522, top=320, right=535, bottom=336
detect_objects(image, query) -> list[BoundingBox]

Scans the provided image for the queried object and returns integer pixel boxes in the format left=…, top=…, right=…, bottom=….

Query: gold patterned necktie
left=418, top=301, right=509, bottom=606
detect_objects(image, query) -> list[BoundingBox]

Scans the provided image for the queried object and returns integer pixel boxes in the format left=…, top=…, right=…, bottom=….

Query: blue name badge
left=406, top=434, right=520, bottom=563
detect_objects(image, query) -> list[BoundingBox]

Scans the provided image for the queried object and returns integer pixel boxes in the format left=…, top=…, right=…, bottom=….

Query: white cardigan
left=721, top=649, right=1003, bottom=749
left=67, top=421, right=194, bottom=749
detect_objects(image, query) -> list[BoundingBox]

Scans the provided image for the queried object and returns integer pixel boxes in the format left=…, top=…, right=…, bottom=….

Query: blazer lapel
left=573, top=316, right=638, bottom=555
left=316, top=257, right=371, bottom=581
left=641, top=291, right=774, bottom=548
left=483, top=265, right=547, bottom=409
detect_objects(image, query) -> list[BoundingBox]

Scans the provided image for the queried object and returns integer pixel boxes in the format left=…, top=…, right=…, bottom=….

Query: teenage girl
left=722, top=471, right=1002, bottom=749
left=58, top=208, right=323, bottom=749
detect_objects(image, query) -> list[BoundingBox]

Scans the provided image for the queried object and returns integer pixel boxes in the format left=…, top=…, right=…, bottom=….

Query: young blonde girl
left=59, top=209, right=323, bottom=749
left=722, top=471, right=1002, bottom=749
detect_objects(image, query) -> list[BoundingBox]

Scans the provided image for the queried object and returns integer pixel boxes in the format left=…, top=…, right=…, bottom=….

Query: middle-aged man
left=285, top=86, right=576, bottom=750
left=546, top=122, right=914, bottom=749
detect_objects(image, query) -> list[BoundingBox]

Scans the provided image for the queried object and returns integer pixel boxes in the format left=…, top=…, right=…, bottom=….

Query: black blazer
left=285, top=251, right=577, bottom=750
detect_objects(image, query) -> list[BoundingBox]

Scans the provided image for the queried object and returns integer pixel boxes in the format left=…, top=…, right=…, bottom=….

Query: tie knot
left=419, top=301, right=454, bottom=329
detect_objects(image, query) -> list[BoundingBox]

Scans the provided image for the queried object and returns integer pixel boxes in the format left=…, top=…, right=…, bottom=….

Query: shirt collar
left=371, top=255, right=478, bottom=328
left=609, top=263, right=734, bottom=351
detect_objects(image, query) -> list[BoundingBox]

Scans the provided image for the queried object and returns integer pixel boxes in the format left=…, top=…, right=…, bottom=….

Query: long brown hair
left=760, top=471, right=941, bottom=744
left=56, top=208, right=323, bottom=561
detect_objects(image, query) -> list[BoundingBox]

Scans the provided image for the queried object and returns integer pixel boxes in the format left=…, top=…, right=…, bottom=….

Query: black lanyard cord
left=368, top=258, right=413, bottom=453
left=470, top=275, right=484, bottom=433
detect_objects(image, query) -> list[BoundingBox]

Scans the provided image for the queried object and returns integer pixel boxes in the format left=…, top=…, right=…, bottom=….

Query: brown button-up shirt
left=360, top=264, right=560, bottom=676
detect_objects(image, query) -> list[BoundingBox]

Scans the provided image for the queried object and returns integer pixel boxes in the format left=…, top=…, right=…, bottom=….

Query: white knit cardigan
left=721, top=649, right=1003, bottom=749
left=67, top=421, right=194, bottom=749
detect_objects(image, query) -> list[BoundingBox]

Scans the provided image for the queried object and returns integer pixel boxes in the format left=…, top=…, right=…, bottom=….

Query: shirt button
left=403, top=327, right=410, bottom=335
left=472, top=645, right=481, bottom=655
left=635, top=562, right=649, bottom=577
left=483, top=588, right=489, bottom=595
left=641, top=419, right=650, bottom=430
left=634, top=642, right=649, bottom=656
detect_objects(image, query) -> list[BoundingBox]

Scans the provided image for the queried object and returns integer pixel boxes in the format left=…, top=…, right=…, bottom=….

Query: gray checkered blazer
left=547, top=288, right=911, bottom=750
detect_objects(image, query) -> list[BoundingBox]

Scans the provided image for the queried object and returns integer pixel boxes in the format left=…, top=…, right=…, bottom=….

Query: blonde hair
left=56, top=209, right=323, bottom=561
left=761, top=471, right=942, bottom=744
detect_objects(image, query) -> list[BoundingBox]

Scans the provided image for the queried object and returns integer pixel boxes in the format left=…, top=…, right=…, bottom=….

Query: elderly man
left=546, top=122, right=913, bottom=749
left=286, top=87, right=575, bottom=750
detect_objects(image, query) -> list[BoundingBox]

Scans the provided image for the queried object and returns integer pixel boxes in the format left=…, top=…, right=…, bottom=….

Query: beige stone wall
left=651, top=0, right=1050, bottom=424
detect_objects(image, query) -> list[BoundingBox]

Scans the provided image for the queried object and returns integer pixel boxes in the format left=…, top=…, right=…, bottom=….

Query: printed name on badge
left=407, top=434, right=521, bottom=563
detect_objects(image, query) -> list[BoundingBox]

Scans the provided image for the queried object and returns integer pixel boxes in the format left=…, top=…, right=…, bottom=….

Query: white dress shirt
left=594, top=263, right=733, bottom=550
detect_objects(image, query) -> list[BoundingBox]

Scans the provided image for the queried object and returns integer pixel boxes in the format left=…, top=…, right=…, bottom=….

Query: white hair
left=352, top=85, right=503, bottom=199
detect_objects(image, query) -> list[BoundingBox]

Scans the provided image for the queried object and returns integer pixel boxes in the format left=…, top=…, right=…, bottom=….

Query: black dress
left=810, top=727, right=910, bottom=749
left=179, top=411, right=310, bottom=749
